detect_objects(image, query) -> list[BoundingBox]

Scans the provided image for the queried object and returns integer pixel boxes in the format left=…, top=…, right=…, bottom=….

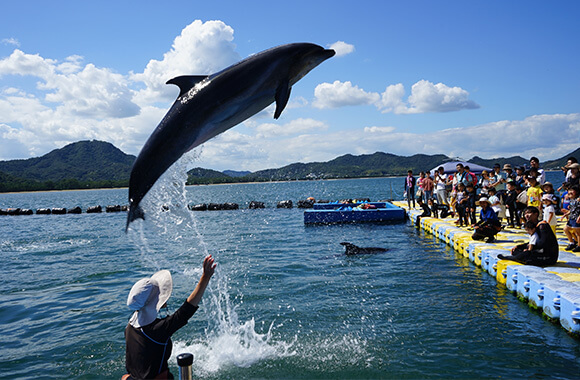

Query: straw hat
left=478, top=197, right=490, bottom=204
left=127, top=270, right=173, bottom=328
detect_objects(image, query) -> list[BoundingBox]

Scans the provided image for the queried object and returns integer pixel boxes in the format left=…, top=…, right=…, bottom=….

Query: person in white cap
left=124, top=255, right=216, bottom=380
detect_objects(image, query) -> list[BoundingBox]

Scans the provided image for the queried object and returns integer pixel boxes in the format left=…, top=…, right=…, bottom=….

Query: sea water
left=1, top=170, right=579, bottom=379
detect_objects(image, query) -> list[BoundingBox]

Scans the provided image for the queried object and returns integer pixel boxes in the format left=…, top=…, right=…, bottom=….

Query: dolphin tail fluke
left=125, top=204, right=145, bottom=232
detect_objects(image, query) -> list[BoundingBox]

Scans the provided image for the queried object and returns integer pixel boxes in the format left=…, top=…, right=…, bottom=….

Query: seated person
left=472, top=197, right=502, bottom=242
left=498, top=206, right=559, bottom=266
left=415, top=197, right=431, bottom=226
left=430, top=198, right=452, bottom=219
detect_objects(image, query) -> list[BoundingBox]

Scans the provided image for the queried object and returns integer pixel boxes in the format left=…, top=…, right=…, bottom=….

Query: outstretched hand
left=203, top=255, right=217, bottom=279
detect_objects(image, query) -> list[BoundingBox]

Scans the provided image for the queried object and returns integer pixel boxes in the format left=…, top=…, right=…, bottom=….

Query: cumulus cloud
left=253, top=118, right=328, bottom=138
left=1, top=38, right=20, bottom=47
left=0, top=20, right=242, bottom=160
left=314, top=79, right=479, bottom=114
left=313, top=80, right=380, bottom=109
left=131, top=20, right=240, bottom=105
left=328, top=41, right=355, bottom=57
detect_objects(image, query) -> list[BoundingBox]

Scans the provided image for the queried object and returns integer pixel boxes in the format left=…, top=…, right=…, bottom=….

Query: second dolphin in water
left=126, top=43, right=335, bottom=231
left=340, top=242, right=389, bottom=255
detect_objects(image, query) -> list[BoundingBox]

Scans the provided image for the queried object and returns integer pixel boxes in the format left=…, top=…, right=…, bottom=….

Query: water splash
left=128, top=150, right=295, bottom=375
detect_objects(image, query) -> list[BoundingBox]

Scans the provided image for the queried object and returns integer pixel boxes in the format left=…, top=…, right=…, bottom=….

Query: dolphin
left=340, top=242, right=389, bottom=256
left=126, top=43, right=335, bottom=231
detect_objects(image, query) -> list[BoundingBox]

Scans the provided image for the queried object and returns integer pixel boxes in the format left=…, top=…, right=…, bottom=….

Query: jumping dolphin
left=340, top=242, right=389, bottom=256
left=126, top=43, right=335, bottom=231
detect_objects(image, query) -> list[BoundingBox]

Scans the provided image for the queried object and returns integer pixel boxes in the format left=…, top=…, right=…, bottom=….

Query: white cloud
left=364, top=126, right=396, bottom=133
left=313, top=79, right=479, bottom=114
left=0, top=20, right=242, bottom=160
left=253, top=118, right=328, bottom=138
left=131, top=20, right=240, bottom=105
left=1, top=38, right=20, bottom=47
left=313, top=80, right=380, bottom=109
left=328, top=41, right=355, bottom=57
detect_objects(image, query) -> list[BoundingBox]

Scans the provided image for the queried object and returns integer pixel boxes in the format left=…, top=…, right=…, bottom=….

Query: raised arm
left=187, top=255, right=216, bottom=307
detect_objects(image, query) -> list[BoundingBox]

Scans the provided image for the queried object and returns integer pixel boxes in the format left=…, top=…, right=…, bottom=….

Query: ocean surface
left=1, top=170, right=579, bottom=379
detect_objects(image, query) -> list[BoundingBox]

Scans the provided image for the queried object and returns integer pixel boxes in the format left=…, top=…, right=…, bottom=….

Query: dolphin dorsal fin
left=274, top=80, right=291, bottom=119
left=166, top=75, right=209, bottom=97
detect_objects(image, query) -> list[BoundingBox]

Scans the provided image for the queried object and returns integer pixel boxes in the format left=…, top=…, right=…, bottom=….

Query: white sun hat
left=127, top=270, right=173, bottom=328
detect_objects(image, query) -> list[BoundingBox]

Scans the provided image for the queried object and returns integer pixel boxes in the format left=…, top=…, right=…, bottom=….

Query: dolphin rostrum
left=126, top=43, right=335, bottom=231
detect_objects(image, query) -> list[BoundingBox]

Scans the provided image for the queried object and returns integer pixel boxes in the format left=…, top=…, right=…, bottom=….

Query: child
left=465, top=183, right=477, bottom=226
left=526, top=174, right=543, bottom=218
left=497, top=221, right=539, bottom=263
left=455, top=183, right=468, bottom=226
left=562, top=185, right=580, bottom=252
left=488, top=188, right=505, bottom=223
left=415, top=197, right=432, bottom=227
left=542, top=194, right=557, bottom=234
left=524, top=220, right=539, bottom=251
left=505, top=180, right=519, bottom=228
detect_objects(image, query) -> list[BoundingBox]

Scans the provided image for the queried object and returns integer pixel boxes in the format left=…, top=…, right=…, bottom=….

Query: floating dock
left=394, top=201, right=580, bottom=337
left=304, top=202, right=406, bottom=224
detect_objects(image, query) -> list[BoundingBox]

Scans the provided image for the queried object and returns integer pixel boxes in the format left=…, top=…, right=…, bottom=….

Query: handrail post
left=176, top=353, right=193, bottom=380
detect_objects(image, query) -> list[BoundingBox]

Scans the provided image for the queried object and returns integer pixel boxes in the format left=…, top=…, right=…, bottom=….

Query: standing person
left=455, top=183, right=468, bottom=226
left=526, top=173, right=542, bottom=217
left=422, top=173, right=434, bottom=203
left=562, top=185, right=580, bottom=252
left=478, top=170, right=492, bottom=196
left=489, top=163, right=507, bottom=195
left=124, top=255, right=216, bottom=380
left=530, top=156, right=545, bottom=185
left=503, top=164, right=515, bottom=181
left=416, top=172, right=426, bottom=202
left=542, top=194, right=557, bottom=234
left=505, top=180, right=520, bottom=228
left=454, top=163, right=470, bottom=188
left=404, top=170, right=416, bottom=209
left=464, top=166, right=478, bottom=188
left=465, top=183, right=477, bottom=226
left=434, top=166, right=449, bottom=205
left=514, top=166, right=526, bottom=189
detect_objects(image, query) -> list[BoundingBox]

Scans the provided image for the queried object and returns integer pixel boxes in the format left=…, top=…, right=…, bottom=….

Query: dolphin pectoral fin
left=274, top=80, right=291, bottom=119
left=166, top=75, right=209, bottom=97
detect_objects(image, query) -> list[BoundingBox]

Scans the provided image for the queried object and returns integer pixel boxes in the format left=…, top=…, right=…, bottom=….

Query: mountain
left=244, top=152, right=451, bottom=181
left=0, top=140, right=135, bottom=182
left=223, top=170, right=252, bottom=177
left=0, top=140, right=578, bottom=192
left=0, top=140, right=135, bottom=192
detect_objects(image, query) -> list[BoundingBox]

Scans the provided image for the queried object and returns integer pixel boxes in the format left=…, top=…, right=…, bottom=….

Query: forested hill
left=0, top=140, right=578, bottom=192
left=0, top=140, right=135, bottom=192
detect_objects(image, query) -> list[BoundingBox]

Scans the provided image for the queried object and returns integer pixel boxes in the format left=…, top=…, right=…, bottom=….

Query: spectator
left=465, top=183, right=477, bottom=226
left=565, top=163, right=580, bottom=188
left=498, top=206, right=559, bottom=267
left=472, top=197, right=502, bottom=242
left=530, top=156, right=545, bottom=185
left=514, top=166, right=526, bottom=189
left=434, top=166, right=448, bottom=205
left=416, top=172, right=426, bottom=202
left=503, top=164, right=516, bottom=181
left=404, top=170, right=416, bottom=209
left=505, top=179, right=520, bottom=228
left=455, top=182, right=468, bottom=226
left=541, top=182, right=561, bottom=215
left=488, top=187, right=505, bottom=222
left=489, top=163, right=507, bottom=194
left=454, top=163, right=471, bottom=188
left=562, top=185, right=580, bottom=252
left=478, top=170, right=492, bottom=196
left=515, top=183, right=528, bottom=225
left=542, top=194, right=558, bottom=234
left=422, top=173, right=434, bottom=202
left=464, top=166, right=478, bottom=187
left=526, top=173, right=542, bottom=217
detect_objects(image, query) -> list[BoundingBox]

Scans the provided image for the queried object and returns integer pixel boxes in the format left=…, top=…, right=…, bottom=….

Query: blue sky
left=1, top=1, right=578, bottom=171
